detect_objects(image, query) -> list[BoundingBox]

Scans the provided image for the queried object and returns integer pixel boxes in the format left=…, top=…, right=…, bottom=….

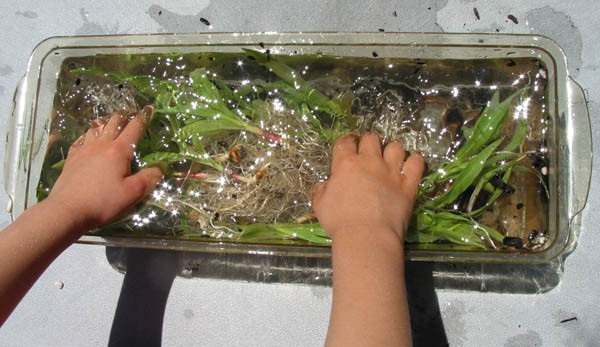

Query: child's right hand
left=311, top=133, right=424, bottom=242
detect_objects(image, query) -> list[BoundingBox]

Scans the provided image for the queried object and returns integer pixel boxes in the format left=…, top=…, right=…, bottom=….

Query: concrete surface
left=0, top=0, right=598, bottom=346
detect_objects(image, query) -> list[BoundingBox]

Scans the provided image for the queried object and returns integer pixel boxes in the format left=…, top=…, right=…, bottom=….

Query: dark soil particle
left=503, top=236, right=524, bottom=248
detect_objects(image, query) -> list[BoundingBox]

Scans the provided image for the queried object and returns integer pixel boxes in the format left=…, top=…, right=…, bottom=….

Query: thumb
left=310, top=181, right=327, bottom=209
left=125, top=166, right=164, bottom=199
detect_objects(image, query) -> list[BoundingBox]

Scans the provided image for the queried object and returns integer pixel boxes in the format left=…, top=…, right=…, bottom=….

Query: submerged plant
left=410, top=88, right=537, bottom=249
left=42, top=50, right=547, bottom=250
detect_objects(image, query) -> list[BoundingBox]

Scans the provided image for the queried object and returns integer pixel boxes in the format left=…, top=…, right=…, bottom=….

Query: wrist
left=330, top=225, right=405, bottom=259
left=329, top=223, right=405, bottom=245
left=36, top=197, right=93, bottom=237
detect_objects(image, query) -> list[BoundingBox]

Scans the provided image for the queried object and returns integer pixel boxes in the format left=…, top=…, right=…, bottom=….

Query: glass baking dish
left=4, top=33, right=591, bottom=265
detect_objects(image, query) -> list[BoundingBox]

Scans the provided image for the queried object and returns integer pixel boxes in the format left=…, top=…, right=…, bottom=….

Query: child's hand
left=47, top=106, right=163, bottom=230
left=311, top=133, right=424, bottom=241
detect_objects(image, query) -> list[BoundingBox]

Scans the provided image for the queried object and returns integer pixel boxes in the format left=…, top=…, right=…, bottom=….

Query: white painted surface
left=0, top=1, right=598, bottom=346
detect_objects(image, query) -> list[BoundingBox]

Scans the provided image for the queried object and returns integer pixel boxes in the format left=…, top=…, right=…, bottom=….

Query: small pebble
left=528, top=230, right=539, bottom=242
left=55, top=280, right=64, bottom=290
left=503, top=236, right=523, bottom=248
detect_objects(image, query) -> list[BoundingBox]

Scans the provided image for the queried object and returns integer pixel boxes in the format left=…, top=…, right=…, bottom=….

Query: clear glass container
left=5, top=33, right=591, bottom=271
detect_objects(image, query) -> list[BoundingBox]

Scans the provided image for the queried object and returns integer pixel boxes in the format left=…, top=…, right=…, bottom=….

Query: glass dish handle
left=4, top=76, right=28, bottom=219
left=567, top=77, right=592, bottom=222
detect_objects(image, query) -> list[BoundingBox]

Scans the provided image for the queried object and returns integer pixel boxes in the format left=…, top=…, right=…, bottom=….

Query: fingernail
left=347, top=132, right=361, bottom=141
left=91, top=119, right=103, bottom=128
left=148, top=162, right=167, bottom=174
left=142, top=105, right=154, bottom=122
left=144, top=168, right=165, bottom=194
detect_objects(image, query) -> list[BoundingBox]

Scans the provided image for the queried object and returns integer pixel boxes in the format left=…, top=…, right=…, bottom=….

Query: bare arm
left=312, top=133, right=424, bottom=347
left=0, top=107, right=163, bottom=325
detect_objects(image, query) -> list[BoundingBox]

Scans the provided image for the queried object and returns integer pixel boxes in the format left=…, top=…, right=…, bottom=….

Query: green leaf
left=466, top=168, right=513, bottom=216
left=51, top=159, right=65, bottom=170
left=409, top=211, right=486, bottom=248
left=189, top=68, right=222, bottom=102
left=238, top=223, right=330, bottom=245
left=180, top=118, right=248, bottom=136
left=408, top=210, right=504, bottom=248
left=72, top=67, right=175, bottom=98
left=154, top=91, right=174, bottom=110
left=156, top=105, right=224, bottom=120
left=455, top=88, right=527, bottom=160
left=140, top=151, right=223, bottom=171
left=243, top=49, right=345, bottom=117
left=213, top=77, right=252, bottom=111
left=427, top=137, right=503, bottom=209
left=503, top=118, right=527, bottom=152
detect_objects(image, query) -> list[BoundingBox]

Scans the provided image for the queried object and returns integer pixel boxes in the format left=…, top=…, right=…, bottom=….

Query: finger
left=83, top=121, right=103, bottom=146
left=101, top=114, right=129, bottom=140
left=331, top=133, right=359, bottom=170
left=383, top=141, right=406, bottom=171
left=67, top=134, right=86, bottom=158
left=90, top=117, right=107, bottom=129
left=401, top=152, right=425, bottom=194
left=311, top=181, right=326, bottom=201
left=123, top=166, right=164, bottom=200
left=357, top=133, right=382, bottom=157
left=310, top=181, right=327, bottom=212
left=117, top=105, right=152, bottom=147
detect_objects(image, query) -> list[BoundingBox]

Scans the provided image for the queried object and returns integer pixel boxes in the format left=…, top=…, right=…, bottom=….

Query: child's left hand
left=47, top=106, right=163, bottom=230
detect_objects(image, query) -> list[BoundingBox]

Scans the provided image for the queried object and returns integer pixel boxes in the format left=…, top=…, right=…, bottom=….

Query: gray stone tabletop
left=0, top=1, right=598, bottom=346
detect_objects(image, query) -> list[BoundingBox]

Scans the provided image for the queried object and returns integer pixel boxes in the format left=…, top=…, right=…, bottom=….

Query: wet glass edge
left=5, top=32, right=589, bottom=263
